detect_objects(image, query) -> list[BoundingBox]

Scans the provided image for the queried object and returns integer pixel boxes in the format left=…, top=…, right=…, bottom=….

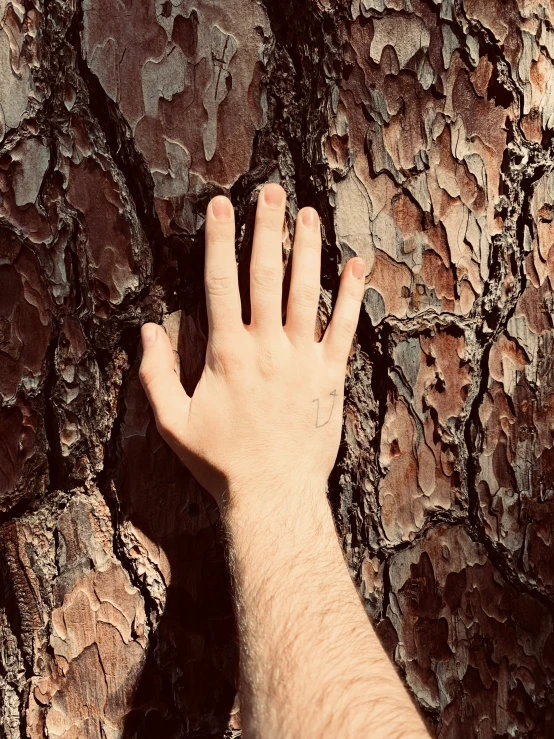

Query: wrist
left=221, top=477, right=347, bottom=604
left=221, top=475, right=332, bottom=535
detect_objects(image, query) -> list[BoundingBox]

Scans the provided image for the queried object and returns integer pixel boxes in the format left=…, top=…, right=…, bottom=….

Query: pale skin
left=139, top=183, right=431, bottom=739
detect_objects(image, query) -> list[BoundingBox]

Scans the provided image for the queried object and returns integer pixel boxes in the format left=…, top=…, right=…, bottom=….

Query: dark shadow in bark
left=120, top=542, right=238, bottom=739
left=115, top=321, right=239, bottom=739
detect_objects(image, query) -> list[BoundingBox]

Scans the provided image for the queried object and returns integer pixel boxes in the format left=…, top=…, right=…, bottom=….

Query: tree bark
left=1, top=0, right=553, bottom=736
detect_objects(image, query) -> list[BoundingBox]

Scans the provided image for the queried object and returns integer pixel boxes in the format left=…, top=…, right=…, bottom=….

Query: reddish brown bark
left=1, top=0, right=554, bottom=736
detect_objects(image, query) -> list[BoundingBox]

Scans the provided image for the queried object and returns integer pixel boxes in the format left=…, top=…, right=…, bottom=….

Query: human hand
left=139, top=183, right=366, bottom=508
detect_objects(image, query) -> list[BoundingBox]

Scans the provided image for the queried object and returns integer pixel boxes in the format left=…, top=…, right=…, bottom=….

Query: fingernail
left=263, top=183, right=285, bottom=208
left=301, top=207, right=319, bottom=229
left=211, top=196, right=233, bottom=222
left=141, top=323, right=157, bottom=348
left=352, top=259, right=365, bottom=280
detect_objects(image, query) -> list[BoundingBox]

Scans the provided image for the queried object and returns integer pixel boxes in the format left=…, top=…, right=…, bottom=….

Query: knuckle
left=138, top=363, right=157, bottom=390
left=211, top=344, right=243, bottom=375
left=303, top=236, right=321, bottom=251
left=256, top=216, right=283, bottom=236
left=291, top=282, right=320, bottom=308
left=206, top=270, right=236, bottom=297
left=207, top=228, right=233, bottom=245
left=256, top=344, right=278, bottom=377
left=220, top=353, right=242, bottom=375
left=339, top=314, right=358, bottom=338
left=345, top=282, right=363, bottom=301
left=251, top=265, right=280, bottom=290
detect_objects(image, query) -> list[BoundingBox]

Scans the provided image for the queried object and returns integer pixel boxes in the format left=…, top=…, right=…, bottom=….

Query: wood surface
left=1, top=0, right=553, bottom=736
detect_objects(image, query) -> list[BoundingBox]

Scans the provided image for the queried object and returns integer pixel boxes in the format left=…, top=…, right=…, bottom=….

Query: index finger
left=205, top=195, right=243, bottom=339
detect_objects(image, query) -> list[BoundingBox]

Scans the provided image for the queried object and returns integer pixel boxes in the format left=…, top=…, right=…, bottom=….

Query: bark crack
left=464, top=144, right=554, bottom=612
left=69, top=2, right=167, bottom=280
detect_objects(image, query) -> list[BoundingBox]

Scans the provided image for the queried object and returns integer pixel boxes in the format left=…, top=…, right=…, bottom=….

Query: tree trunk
left=1, top=0, right=553, bottom=736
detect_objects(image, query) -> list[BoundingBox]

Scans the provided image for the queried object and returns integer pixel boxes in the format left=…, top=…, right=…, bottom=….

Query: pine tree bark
left=1, top=0, right=554, bottom=736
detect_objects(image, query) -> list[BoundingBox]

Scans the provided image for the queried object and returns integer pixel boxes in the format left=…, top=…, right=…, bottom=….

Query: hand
left=139, top=183, right=366, bottom=508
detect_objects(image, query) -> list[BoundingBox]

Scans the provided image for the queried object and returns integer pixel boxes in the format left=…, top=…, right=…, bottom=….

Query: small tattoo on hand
left=312, top=389, right=337, bottom=428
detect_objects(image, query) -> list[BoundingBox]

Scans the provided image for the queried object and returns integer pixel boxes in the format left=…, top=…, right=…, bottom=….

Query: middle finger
left=249, top=183, right=286, bottom=334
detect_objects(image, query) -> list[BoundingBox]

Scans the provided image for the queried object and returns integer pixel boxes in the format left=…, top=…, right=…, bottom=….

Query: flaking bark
left=1, top=0, right=554, bottom=736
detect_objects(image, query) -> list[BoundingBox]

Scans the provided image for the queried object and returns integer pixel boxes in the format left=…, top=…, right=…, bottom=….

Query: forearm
left=223, top=480, right=430, bottom=739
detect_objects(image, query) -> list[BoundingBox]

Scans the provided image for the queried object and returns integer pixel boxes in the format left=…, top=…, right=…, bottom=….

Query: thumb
left=139, top=323, right=191, bottom=446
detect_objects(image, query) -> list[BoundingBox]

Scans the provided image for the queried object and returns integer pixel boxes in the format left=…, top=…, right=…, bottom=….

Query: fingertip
left=261, top=182, right=286, bottom=209
left=351, top=258, right=366, bottom=281
left=209, top=195, right=233, bottom=222
left=141, top=323, right=157, bottom=349
left=299, top=207, right=319, bottom=229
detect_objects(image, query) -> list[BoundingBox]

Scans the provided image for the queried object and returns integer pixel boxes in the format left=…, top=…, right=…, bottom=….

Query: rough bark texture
left=1, top=0, right=554, bottom=736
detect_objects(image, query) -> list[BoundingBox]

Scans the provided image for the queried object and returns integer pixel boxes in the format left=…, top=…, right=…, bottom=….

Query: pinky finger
left=321, top=258, right=366, bottom=367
